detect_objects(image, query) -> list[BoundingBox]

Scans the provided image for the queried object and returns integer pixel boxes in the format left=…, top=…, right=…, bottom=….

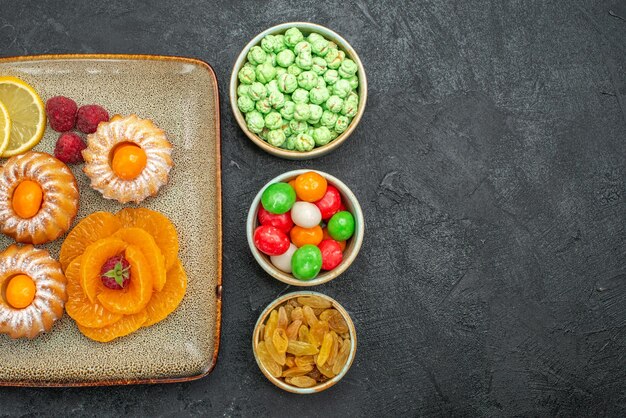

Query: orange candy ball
left=12, top=180, right=43, bottom=219
left=290, top=225, right=323, bottom=247
left=5, top=274, right=36, bottom=309
left=294, top=172, right=327, bottom=202
left=322, top=227, right=346, bottom=252
left=111, top=143, right=147, bottom=180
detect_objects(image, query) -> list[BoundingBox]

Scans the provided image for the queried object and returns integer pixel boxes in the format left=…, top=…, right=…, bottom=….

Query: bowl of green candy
left=230, top=22, right=367, bottom=160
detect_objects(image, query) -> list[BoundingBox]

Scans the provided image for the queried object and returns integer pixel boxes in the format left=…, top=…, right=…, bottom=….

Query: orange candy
left=290, top=225, right=323, bottom=247
left=12, top=180, right=43, bottom=218
left=294, top=172, right=327, bottom=202
left=111, top=143, right=147, bottom=180
left=322, top=228, right=346, bottom=251
left=5, top=274, right=36, bottom=309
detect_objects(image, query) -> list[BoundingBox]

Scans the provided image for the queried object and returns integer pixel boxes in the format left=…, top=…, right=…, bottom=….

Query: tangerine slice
left=60, top=212, right=122, bottom=271
left=97, top=245, right=153, bottom=315
left=80, top=238, right=127, bottom=303
left=112, top=227, right=166, bottom=292
left=116, top=208, right=179, bottom=270
left=143, top=259, right=188, bottom=327
left=77, top=310, right=147, bottom=343
left=65, top=256, right=122, bottom=328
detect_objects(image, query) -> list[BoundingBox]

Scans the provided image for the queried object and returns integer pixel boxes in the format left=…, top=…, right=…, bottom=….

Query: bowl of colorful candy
left=247, top=169, right=364, bottom=286
left=252, top=291, right=357, bottom=393
left=230, top=22, right=367, bottom=159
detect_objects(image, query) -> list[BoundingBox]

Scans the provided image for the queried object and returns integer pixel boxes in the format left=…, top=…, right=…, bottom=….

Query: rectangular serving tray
left=0, top=54, right=222, bottom=386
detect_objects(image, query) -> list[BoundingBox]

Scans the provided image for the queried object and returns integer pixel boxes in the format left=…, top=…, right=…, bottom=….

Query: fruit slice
left=0, top=100, right=11, bottom=154
left=0, top=76, right=46, bottom=157
left=77, top=310, right=147, bottom=343
left=80, top=238, right=127, bottom=303
left=65, top=256, right=123, bottom=328
left=116, top=208, right=179, bottom=270
left=143, top=259, right=188, bottom=327
left=112, top=227, right=166, bottom=292
left=97, top=245, right=153, bottom=315
left=60, top=212, right=122, bottom=271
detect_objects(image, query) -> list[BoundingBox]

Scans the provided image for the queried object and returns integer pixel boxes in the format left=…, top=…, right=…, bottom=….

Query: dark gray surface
left=1, top=0, right=625, bottom=416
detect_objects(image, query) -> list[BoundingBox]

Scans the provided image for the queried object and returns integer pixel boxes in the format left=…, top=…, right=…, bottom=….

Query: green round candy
left=291, top=88, right=310, bottom=104
left=275, top=67, right=286, bottom=77
left=297, top=71, right=318, bottom=90
left=238, top=66, right=256, bottom=84
left=261, top=35, right=277, bottom=53
left=311, top=57, right=327, bottom=75
left=264, top=111, right=283, bottom=130
left=293, top=103, right=311, bottom=121
left=283, top=134, right=297, bottom=150
left=338, top=59, right=358, bottom=78
left=266, top=80, right=279, bottom=93
left=312, top=126, right=332, bottom=146
left=269, top=91, right=286, bottom=109
left=289, top=120, right=309, bottom=134
left=255, top=98, right=272, bottom=114
left=328, top=211, right=355, bottom=241
left=267, top=129, right=286, bottom=147
left=316, top=77, right=327, bottom=89
left=284, top=27, right=304, bottom=47
left=307, top=32, right=324, bottom=43
left=294, top=41, right=311, bottom=56
left=245, top=111, right=265, bottom=133
left=282, top=124, right=292, bottom=138
left=295, top=51, right=313, bottom=70
left=333, top=79, right=351, bottom=98
left=311, top=38, right=330, bottom=56
left=291, top=245, right=322, bottom=281
left=346, top=91, right=359, bottom=103
left=294, top=133, right=315, bottom=152
left=261, top=182, right=296, bottom=214
left=247, top=46, right=267, bottom=65
left=334, top=115, right=350, bottom=133
left=323, top=69, right=339, bottom=85
left=329, top=130, right=339, bottom=140
left=259, top=128, right=269, bottom=140
left=237, top=84, right=250, bottom=97
left=341, top=97, right=358, bottom=117
left=273, top=34, right=287, bottom=52
left=255, top=62, right=276, bottom=84
left=280, top=101, right=296, bottom=120
left=309, top=86, right=330, bottom=105
left=326, top=49, right=344, bottom=69
left=325, top=95, right=344, bottom=113
left=308, top=104, right=323, bottom=124
left=347, top=75, right=359, bottom=90
left=237, top=96, right=255, bottom=113
left=277, top=73, right=297, bottom=94
left=248, top=82, right=267, bottom=101
left=320, top=110, right=338, bottom=128
left=276, top=49, right=295, bottom=68
left=287, top=64, right=303, bottom=76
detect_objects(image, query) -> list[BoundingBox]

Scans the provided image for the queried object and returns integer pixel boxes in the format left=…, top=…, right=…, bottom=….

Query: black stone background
left=1, top=0, right=625, bottom=416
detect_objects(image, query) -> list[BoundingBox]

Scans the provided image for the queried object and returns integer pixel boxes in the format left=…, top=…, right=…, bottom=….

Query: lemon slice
left=0, top=76, right=46, bottom=157
left=0, top=100, right=11, bottom=154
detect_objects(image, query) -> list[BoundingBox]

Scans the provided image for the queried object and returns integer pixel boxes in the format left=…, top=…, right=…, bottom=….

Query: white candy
left=270, top=243, right=298, bottom=273
left=290, top=201, right=322, bottom=228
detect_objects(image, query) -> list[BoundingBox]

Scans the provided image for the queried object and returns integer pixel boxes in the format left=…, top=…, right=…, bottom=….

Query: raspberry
left=100, top=255, right=131, bottom=290
left=76, top=105, right=109, bottom=134
left=54, top=132, right=86, bottom=164
left=45, top=96, right=77, bottom=132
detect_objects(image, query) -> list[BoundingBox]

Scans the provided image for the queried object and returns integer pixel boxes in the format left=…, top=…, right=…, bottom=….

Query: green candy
left=269, top=90, right=286, bottom=109
left=294, top=133, right=315, bottom=152
left=338, top=59, right=358, bottom=78
left=312, top=126, right=332, bottom=146
left=325, top=95, right=344, bottom=113
left=295, top=51, right=313, bottom=70
left=333, top=79, right=351, bottom=98
left=289, top=120, right=309, bottom=134
left=297, top=71, right=318, bottom=90
left=294, top=41, right=311, bottom=56
left=323, top=69, right=339, bottom=85
left=237, top=96, right=255, bottom=113
left=280, top=101, right=295, bottom=120
left=238, top=66, right=256, bottom=84
left=307, top=32, right=324, bottom=43
left=311, top=38, right=330, bottom=56
left=264, top=111, right=283, bottom=130
left=276, top=49, right=295, bottom=67
left=329, top=130, right=339, bottom=140
left=328, top=211, right=355, bottom=241
left=275, top=67, right=286, bottom=77
left=311, top=57, right=328, bottom=75
left=259, top=128, right=269, bottom=140
left=291, top=88, right=310, bottom=104
left=283, top=134, right=297, bottom=150
left=308, top=104, right=323, bottom=124
left=293, top=103, right=311, bottom=121
left=347, top=75, right=359, bottom=90
left=326, top=49, right=344, bottom=69
left=247, top=46, right=267, bottom=65
left=291, top=244, right=322, bottom=281
left=284, top=27, right=304, bottom=47
left=273, top=34, right=287, bottom=52
left=316, top=77, right=327, bottom=89
left=261, top=182, right=296, bottom=214
left=255, top=62, right=276, bottom=84
left=245, top=111, right=265, bottom=133
left=255, top=98, right=271, bottom=114
left=309, top=86, right=330, bottom=105
left=320, top=110, right=338, bottom=128
left=237, top=84, right=250, bottom=97
left=248, top=82, right=267, bottom=101
left=277, top=73, right=297, bottom=94
left=261, top=35, right=278, bottom=53
left=341, top=97, right=358, bottom=117
left=267, top=129, right=286, bottom=147
left=334, top=115, right=350, bottom=133
left=282, top=124, right=292, bottom=138
left=287, top=64, right=303, bottom=76
left=266, top=80, right=279, bottom=93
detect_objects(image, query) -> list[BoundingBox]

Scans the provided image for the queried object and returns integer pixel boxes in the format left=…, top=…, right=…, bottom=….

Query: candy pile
left=254, top=171, right=355, bottom=281
left=237, top=27, right=360, bottom=151
left=257, top=296, right=352, bottom=388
